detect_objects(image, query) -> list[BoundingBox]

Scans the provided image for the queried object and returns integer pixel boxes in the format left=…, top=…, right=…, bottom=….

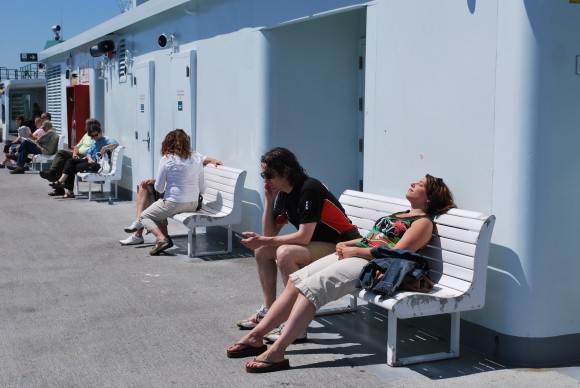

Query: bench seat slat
left=427, top=237, right=476, bottom=257
left=434, top=213, right=487, bottom=232
left=203, top=181, right=237, bottom=196
left=429, top=274, right=472, bottom=293
left=434, top=224, right=480, bottom=244
left=422, top=248, right=475, bottom=271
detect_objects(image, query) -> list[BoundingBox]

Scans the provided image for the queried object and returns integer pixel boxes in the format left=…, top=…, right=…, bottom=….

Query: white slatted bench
left=76, top=146, right=125, bottom=202
left=336, top=190, right=495, bottom=367
left=171, top=165, right=247, bottom=257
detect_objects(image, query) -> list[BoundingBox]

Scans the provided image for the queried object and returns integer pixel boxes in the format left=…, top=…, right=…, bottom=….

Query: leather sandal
left=60, top=192, right=76, bottom=199
left=48, top=190, right=65, bottom=196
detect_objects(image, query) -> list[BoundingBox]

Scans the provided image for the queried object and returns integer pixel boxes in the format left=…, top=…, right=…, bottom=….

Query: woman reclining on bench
left=226, top=174, right=456, bottom=373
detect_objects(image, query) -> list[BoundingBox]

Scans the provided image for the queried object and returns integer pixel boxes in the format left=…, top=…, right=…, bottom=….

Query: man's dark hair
left=261, top=147, right=308, bottom=186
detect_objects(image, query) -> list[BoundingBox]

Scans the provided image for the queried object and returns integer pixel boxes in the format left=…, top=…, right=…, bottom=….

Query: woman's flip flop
left=226, top=343, right=267, bottom=359
left=246, top=358, right=290, bottom=373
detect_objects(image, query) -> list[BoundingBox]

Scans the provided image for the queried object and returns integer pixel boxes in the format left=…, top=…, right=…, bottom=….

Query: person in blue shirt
left=50, top=123, right=118, bottom=199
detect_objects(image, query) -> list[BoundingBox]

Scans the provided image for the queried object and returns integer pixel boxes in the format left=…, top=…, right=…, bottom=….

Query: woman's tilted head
left=424, top=174, right=456, bottom=216
left=161, top=129, right=192, bottom=159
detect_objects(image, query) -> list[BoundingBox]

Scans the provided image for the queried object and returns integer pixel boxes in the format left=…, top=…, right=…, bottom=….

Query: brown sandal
left=60, top=192, right=76, bottom=199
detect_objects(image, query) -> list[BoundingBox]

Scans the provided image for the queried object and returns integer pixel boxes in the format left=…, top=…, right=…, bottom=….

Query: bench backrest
left=104, top=146, right=124, bottom=178
left=202, top=165, right=247, bottom=221
left=339, top=190, right=495, bottom=305
left=57, top=134, right=66, bottom=151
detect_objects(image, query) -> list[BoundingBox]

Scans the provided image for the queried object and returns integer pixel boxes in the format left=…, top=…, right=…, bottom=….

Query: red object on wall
left=66, top=84, right=90, bottom=148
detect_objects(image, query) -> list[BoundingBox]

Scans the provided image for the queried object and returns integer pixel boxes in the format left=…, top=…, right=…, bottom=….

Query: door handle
left=142, top=132, right=151, bottom=151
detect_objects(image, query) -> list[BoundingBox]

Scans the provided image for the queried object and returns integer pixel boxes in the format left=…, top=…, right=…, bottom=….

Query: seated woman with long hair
left=136, top=129, right=206, bottom=256
left=226, top=174, right=456, bottom=373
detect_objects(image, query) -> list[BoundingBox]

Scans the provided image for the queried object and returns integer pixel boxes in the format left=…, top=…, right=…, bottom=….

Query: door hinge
left=358, top=139, right=364, bottom=152
left=358, top=97, right=363, bottom=111
left=358, top=56, right=364, bottom=70
left=359, top=179, right=364, bottom=191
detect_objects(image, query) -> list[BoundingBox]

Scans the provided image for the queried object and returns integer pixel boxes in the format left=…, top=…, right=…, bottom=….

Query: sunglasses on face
left=260, top=172, right=274, bottom=180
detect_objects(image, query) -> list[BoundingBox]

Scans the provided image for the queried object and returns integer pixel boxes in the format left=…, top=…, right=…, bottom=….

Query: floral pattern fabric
left=356, top=211, right=433, bottom=249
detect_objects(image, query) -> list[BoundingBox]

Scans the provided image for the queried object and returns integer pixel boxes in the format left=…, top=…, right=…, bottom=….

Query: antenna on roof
left=116, top=0, right=133, bottom=13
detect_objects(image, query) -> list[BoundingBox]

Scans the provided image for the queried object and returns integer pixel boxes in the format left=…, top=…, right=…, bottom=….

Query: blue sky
left=0, top=0, right=120, bottom=70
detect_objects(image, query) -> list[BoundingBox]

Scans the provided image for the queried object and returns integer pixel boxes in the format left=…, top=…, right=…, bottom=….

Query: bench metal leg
left=387, top=311, right=461, bottom=367
left=188, top=225, right=233, bottom=257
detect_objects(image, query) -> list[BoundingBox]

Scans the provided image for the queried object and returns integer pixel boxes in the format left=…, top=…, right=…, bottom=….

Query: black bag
left=84, top=163, right=101, bottom=173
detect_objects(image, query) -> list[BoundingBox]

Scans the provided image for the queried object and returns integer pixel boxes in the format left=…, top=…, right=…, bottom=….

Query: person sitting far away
left=0, top=117, right=30, bottom=168
left=226, top=175, right=456, bottom=373
left=119, top=153, right=223, bottom=246
left=49, top=123, right=118, bottom=199
left=40, top=118, right=100, bottom=196
left=235, top=147, right=361, bottom=341
left=126, top=129, right=206, bottom=256
left=9, top=121, right=59, bottom=174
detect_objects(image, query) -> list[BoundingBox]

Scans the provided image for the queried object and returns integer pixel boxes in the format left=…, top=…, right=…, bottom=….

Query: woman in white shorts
left=137, top=129, right=206, bottom=256
left=227, top=174, right=456, bottom=373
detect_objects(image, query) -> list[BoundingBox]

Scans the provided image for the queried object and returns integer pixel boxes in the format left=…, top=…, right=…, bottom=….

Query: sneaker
left=264, top=323, right=307, bottom=344
left=124, top=220, right=144, bottom=233
left=10, top=167, right=26, bottom=174
left=149, top=236, right=174, bottom=255
left=236, top=305, right=268, bottom=329
left=119, top=235, right=144, bottom=245
left=6, top=165, right=18, bottom=171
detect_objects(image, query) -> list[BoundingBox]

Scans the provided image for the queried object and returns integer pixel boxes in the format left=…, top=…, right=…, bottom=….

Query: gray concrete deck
left=1, top=170, right=579, bottom=387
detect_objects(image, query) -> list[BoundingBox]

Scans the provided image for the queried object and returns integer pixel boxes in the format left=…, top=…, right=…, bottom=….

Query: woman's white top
left=154, top=152, right=206, bottom=203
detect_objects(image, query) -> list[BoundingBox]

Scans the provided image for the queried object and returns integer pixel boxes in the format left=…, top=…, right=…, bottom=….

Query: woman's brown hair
left=425, top=174, right=456, bottom=216
left=161, top=129, right=192, bottom=159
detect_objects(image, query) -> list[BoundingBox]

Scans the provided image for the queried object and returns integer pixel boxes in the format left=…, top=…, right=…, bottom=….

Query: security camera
left=52, top=25, right=61, bottom=41
left=158, top=33, right=168, bottom=48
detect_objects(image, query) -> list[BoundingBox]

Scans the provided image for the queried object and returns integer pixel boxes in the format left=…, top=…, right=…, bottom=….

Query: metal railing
left=0, top=64, right=46, bottom=81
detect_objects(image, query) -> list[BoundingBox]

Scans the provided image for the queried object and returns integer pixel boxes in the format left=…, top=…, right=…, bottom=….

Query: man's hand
left=264, top=181, right=278, bottom=203
left=239, top=231, right=268, bottom=250
left=139, top=179, right=155, bottom=188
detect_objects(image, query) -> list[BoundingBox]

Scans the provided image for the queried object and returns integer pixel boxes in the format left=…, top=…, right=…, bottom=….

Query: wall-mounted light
left=158, top=33, right=178, bottom=52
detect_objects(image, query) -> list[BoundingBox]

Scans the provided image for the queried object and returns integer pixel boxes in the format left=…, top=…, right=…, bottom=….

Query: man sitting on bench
left=237, top=147, right=360, bottom=342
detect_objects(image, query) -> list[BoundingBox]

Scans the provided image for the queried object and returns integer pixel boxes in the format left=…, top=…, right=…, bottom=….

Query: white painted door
left=133, top=61, right=155, bottom=189
left=169, top=50, right=197, bottom=149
